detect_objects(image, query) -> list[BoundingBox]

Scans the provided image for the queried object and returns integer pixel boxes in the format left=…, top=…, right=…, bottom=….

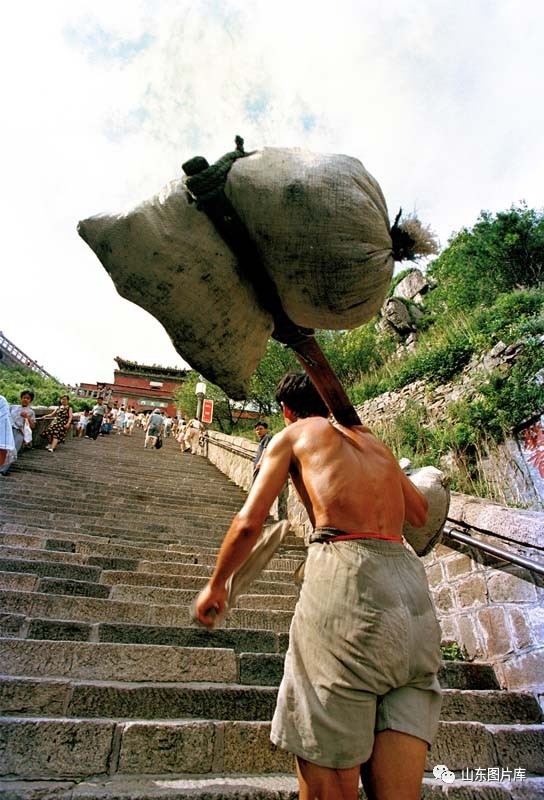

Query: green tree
left=248, top=340, right=298, bottom=416
left=426, top=203, right=544, bottom=314
left=174, top=371, right=261, bottom=433
left=0, top=364, right=87, bottom=410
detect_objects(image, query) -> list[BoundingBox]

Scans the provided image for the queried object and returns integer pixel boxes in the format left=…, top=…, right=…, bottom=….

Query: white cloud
left=1, top=0, right=543, bottom=384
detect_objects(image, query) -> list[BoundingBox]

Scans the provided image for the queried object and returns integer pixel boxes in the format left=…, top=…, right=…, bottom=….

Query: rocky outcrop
left=393, top=267, right=429, bottom=302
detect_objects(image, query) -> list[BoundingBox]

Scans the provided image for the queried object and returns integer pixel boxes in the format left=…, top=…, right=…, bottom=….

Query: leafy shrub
left=426, top=204, right=544, bottom=315
left=441, top=641, right=467, bottom=661
left=0, top=364, right=87, bottom=410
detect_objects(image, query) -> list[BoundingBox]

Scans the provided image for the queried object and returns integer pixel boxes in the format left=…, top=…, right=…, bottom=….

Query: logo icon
left=433, top=764, right=456, bottom=784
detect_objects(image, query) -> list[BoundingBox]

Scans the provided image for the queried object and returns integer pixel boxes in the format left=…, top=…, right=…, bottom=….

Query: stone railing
left=205, top=430, right=257, bottom=492
left=203, top=428, right=544, bottom=696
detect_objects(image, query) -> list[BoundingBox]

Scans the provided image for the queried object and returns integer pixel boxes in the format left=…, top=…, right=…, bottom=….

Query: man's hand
left=194, top=582, right=228, bottom=627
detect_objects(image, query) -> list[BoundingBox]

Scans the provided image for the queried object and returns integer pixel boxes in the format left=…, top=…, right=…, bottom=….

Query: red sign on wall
left=201, top=399, right=214, bottom=424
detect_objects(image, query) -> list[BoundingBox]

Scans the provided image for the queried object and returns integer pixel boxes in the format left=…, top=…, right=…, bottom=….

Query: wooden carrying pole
left=182, top=156, right=361, bottom=427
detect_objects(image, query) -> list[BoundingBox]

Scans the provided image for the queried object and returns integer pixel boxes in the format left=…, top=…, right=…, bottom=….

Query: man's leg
left=296, top=757, right=360, bottom=800
left=360, top=730, right=427, bottom=800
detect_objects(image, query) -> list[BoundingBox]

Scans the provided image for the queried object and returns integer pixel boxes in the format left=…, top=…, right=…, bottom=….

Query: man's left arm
left=195, top=431, right=292, bottom=626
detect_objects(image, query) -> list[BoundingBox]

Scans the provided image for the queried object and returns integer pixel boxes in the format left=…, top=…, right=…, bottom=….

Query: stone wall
left=204, top=429, right=543, bottom=697
left=424, top=492, right=543, bottom=699
left=353, top=340, right=544, bottom=510
left=354, top=340, right=523, bottom=430
left=205, top=431, right=281, bottom=519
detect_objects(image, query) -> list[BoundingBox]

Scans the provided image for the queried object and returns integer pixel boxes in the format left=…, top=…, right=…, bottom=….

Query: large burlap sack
left=78, top=148, right=394, bottom=397
left=226, top=147, right=394, bottom=329
left=78, top=180, right=274, bottom=399
left=403, top=466, right=450, bottom=556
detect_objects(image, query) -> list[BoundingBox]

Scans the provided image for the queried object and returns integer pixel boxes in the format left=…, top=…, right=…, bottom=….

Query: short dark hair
left=60, top=395, right=69, bottom=402
left=275, top=371, right=328, bottom=419
left=254, top=421, right=268, bottom=429
left=20, top=390, right=34, bottom=401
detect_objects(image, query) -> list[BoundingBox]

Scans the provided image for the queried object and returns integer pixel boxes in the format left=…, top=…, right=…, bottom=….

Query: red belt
left=328, top=532, right=402, bottom=543
left=310, top=529, right=402, bottom=544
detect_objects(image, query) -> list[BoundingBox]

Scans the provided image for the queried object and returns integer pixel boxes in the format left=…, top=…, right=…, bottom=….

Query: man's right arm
left=195, top=431, right=293, bottom=625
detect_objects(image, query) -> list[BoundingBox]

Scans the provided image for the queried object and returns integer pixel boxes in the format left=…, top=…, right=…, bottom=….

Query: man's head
left=275, top=371, right=328, bottom=421
left=20, top=390, right=34, bottom=406
left=254, top=421, right=269, bottom=440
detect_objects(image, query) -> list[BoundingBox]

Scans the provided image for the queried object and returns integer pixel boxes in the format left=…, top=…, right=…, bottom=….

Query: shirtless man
left=195, top=371, right=442, bottom=800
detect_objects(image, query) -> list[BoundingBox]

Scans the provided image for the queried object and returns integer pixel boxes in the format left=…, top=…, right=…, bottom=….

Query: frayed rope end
left=391, top=208, right=439, bottom=262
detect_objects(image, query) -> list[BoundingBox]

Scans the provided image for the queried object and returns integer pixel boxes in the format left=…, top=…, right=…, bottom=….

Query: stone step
left=0, top=615, right=504, bottom=689
left=1, top=716, right=542, bottom=779
left=0, top=639, right=238, bottom=682
left=1, top=774, right=544, bottom=800
left=0, top=528, right=303, bottom=563
left=0, top=499, right=240, bottom=528
left=108, top=580, right=296, bottom=606
left=37, top=577, right=112, bottom=599
left=0, top=509, right=230, bottom=538
left=1, top=676, right=539, bottom=725
left=132, top=561, right=297, bottom=580
left=0, top=482, right=244, bottom=506
left=0, top=589, right=194, bottom=627
left=101, top=566, right=296, bottom=588
left=0, top=590, right=293, bottom=631
left=0, top=545, right=91, bottom=566
left=0, top=558, right=102, bottom=583
left=0, top=677, right=279, bottom=721
left=0, top=571, right=38, bottom=592
left=0, top=477, right=242, bottom=499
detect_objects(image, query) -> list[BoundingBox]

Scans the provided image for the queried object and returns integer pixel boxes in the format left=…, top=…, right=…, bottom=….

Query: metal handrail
left=447, top=515, right=544, bottom=553
left=443, top=526, right=544, bottom=577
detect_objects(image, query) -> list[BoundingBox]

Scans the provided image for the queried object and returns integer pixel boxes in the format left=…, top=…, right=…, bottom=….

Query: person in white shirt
left=77, top=409, right=90, bottom=437
left=176, top=419, right=187, bottom=452
left=0, top=396, right=17, bottom=475
left=185, top=418, right=202, bottom=455
left=116, top=406, right=126, bottom=435
left=10, top=390, right=37, bottom=454
left=145, top=409, right=164, bottom=449
left=125, top=408, right=136, bottom=436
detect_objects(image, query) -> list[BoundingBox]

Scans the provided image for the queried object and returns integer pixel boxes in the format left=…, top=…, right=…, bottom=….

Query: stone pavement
left=0, top=430, right=542, bottom=798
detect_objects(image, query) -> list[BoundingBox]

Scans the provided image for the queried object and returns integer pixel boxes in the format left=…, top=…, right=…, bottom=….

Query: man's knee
left=296, top=756, right=360, bottom=800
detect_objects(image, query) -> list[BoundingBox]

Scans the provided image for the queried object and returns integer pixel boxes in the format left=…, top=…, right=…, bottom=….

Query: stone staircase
left=0, top=430, right=542, bottom=799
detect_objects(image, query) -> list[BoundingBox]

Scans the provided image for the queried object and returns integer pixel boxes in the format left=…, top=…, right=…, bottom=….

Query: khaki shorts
left=270, top=535, right=442, bottom=769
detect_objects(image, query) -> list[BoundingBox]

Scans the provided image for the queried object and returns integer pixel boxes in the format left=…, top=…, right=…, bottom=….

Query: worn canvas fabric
left=78, top=148, right=394, bottom=397
left=78, top=181, right=274, bottom=399
left=270, top=537, right=442, bottom=768
left=402, top=466, right=450, bottom=556
left=192, top=520, right=291, bottom=629
left=226, top=147, right=394, bottom=329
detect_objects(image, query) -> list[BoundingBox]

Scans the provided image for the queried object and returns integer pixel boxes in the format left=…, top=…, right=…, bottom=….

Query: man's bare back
left=195, top=403, right=428, bottom=626
left=277, top=416, right=427, bottom=537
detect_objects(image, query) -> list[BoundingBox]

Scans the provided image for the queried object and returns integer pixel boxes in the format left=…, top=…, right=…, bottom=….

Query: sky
left=1, top=0, right=543, bottom=386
